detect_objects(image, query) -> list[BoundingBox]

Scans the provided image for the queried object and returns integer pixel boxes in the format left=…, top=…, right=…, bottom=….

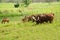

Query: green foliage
left=14, top=4, right=19, bottom=8
left=23, top=0, right=32, bottom=7
left=0, top=0, right=1, bottom=2
left=57, top=0, right=60, bottom=1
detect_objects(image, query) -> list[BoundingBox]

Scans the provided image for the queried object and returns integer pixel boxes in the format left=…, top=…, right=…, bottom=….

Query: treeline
left=0, top=0, right=60, bottom=3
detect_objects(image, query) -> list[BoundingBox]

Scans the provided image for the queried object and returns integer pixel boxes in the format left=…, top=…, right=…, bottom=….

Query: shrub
left=14, top=3, right=19, bottom=8
left=23, top=0, right=32, bottom=7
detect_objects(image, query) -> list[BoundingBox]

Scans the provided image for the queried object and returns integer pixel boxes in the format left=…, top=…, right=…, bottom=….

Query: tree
left=23, top=0, right=32, bottom=7
left=57, top=0, right=60, bottom=1
left=8, top=0, right=14, bottom=3
left=14, top=0, right=19, bottom=8
left=46, top=0, right=51, bottom=2
left=0, top=0, right=2, bottom=3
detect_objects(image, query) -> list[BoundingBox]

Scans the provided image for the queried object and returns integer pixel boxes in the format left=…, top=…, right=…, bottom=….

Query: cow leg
left=7, top=20, right=9, bottom=23
left=36, top=20, right=40, bottom=24
left=49, top=20, right=53, bottom=23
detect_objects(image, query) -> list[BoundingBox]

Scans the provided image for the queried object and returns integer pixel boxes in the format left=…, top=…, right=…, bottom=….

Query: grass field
left=0, top=2, right=60, bottom=40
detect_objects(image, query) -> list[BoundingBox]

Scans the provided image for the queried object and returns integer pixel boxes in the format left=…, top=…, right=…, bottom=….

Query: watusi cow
left=32, top=13, right=54, bottom=24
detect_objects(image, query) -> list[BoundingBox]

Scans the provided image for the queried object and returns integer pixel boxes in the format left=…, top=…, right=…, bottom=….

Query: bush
left=57, top=0, right=60, bottom=1
left=14, top=4, right=19, bottom=8
left=23, top=0, right=32, bottom=7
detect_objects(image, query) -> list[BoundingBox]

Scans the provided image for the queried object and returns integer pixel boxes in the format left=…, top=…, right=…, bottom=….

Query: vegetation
left=14, top=4, right=19, bottom=8
left=57, top=0, right=60, bottom=1
left=0, top=2, right=60, bottom=40
left=23, top=0, right=32, bottom=7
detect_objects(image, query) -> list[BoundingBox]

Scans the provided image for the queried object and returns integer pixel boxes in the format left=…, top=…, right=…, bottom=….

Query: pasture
left=0, top=2, right=60, bottom=40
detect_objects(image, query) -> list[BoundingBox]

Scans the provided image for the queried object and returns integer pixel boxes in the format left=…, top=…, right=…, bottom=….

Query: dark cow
left=35, top=14, right=47, bottom=24
left=32, top=13, right=54, bottom=24
left=1, top=18, right=9, bottom=24
left=32, top=14, right=41, bottom=24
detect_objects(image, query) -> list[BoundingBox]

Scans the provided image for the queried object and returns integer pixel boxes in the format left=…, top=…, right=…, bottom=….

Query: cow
left=35, top=14, right=47, bottom=24
left=1, top=18, right=9, bottom=24
left=32, top=13, right=54, bottom=24
left=45, top=13, right=54, bottom=23
left=22, top=15, right=35, bottom=22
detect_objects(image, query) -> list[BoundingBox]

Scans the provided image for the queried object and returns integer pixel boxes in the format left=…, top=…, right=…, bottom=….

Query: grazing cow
left=32, top=13, right=54, bottom=24
left=35, top=14, right=47, bottom=24
left=31, top=14, right=45, bottom=24
left=45, top=13, right=54, bottom=23
left=32, top=14, right=41, bottom=24
left=22, top=15, right=35, bottom=22
left=1, top=18, right=9, bottom=24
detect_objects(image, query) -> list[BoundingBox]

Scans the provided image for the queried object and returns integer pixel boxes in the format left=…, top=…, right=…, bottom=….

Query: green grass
left=0, top=2, right=60, bottom=40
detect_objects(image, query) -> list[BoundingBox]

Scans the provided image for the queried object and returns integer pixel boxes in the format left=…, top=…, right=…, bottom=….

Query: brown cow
left=32, top=13, right=54, bottom=24
left=22, top=15, right=35, bottom=22
left=45, top=13, right=54, bottom=23
left=1, top=18, right=9, bottom=24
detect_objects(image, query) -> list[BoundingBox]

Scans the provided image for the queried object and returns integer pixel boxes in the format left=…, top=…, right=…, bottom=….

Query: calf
left=1, top=18, right=9, bottom=24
